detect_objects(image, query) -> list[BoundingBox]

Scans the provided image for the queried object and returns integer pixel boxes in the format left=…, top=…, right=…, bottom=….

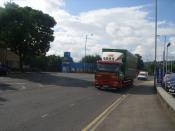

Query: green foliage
left=81, top=55, right=101, bottom=63
left=25, top=55, right=62, bottom=71
left=47, top=55, right=62, bottom=71
left=166, top=62, right=175, bottom=73
left=0, top=3, right=56, bottom=70
left=135, top=54, right=144, bottom=70
left=172, top=64, right=175, bottom=73
left=145, top=62, right=155, bottom=75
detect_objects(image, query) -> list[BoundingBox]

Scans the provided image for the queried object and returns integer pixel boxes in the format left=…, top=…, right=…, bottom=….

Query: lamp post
left=154, top=0, right=158, bottom=88
left=171, top=58, right=172, bottom=72
left=166, top=42, right=171, bottom=73
left=84, top=34, right=93, bottom=72
left=158, top=35, right=166, bottom=75
left=159, top=35, right=175, bottom=74
left=163, top=36, right=166, bottom=75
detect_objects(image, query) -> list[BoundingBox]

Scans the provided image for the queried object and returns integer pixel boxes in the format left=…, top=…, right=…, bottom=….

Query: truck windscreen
left=97, top=63, right=120, bottom=72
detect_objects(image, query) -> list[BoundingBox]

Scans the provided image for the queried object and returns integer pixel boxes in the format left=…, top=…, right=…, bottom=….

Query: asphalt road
left=0, top=73, right=174, bottom=131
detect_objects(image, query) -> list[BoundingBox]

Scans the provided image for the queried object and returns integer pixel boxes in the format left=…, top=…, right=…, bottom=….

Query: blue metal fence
left=62, top=62, right=96, bottom=73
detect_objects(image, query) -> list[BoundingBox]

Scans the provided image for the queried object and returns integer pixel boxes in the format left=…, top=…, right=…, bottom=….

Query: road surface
left=0, top=73, right=174, bottom=131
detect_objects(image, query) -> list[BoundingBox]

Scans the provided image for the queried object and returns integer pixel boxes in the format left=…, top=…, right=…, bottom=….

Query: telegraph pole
left=84, top=35, right=88, bottom=72
left=154, top=0, right=158, bottom=88
left=166, top=42, right=171, bottom=73
left=84, top=34, right=93, bottom=72
left=163, top=36, right=166, bottom=75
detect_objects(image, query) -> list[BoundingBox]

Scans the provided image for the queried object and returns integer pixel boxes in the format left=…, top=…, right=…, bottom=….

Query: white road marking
left=21, top=86, right=26, bottom=90
left=82, top=94, right=129, bottom=131
left=38, top=84, right=43, bottom=87
left=41, top=113, right=48, bottom=118
left=70, top=103, right=75, bottom=107
left=7, top=82, right=26, bottom=85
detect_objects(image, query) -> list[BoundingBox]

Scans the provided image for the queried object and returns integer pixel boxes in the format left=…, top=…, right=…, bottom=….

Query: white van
left=137, top=71, right=148, bottom=80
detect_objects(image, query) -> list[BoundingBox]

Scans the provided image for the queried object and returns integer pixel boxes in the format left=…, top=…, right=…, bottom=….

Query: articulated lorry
left=95, top=48, right=138, bottom=89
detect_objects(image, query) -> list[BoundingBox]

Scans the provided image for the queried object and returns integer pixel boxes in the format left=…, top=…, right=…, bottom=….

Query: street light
left=84, top=34, right=93, bottom=72
left=163, top=36, right=166, bottom=75
left=154, top=0, right=158, bottom=88
left=166, top=42, right=171, bottom=73
left=170, top=42, right=175, bottom=73
left=170, top=56, right=173, bottom=73
left=157, top=35, right=166, bottom=75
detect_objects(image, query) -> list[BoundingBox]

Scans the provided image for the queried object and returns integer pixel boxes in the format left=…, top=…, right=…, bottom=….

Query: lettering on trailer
left=103, top=54, right=115, bottom=61
left=102, top=52, right=123, bottom=63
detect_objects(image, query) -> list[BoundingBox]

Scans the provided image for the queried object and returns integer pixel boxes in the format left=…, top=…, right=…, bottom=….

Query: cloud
left=11, top=0, right=65, bottom=12
left=1, top=0, right=175, bottom=62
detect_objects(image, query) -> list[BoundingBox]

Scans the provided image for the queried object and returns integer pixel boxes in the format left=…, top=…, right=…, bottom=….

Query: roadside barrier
left=157, top=86, right=175, bottom=124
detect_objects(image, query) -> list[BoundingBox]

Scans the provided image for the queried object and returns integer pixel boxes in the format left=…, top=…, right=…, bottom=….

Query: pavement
left=157, top=85, right=175, bottom=123
left=0, top=73, right=174, bottom=131
left=96, top=81, right=175, bottom=131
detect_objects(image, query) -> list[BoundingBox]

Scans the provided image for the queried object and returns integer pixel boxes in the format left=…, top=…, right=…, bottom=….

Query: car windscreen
left=164, top=73, right=175, bottom=82
left=97, top=63, right=120, bottom=72
left=139, top=73, right=145, bottom=75
left=169, top=74, right=175, bottom=80
left=139, top=72, right=147, bottom=76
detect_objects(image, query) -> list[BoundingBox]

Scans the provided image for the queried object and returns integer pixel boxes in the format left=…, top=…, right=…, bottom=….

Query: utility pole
left=84, top=35, right=87, bottom=72
left=163, top=36, right=166, bottom=75
left=166, top=42, right=171, bottom=73
left=166, top=46, right=168, bottom=73
left=171, top=59, right=172, bottom=72
left=154, top=0, right=158, bottom=88
left=84, top=34, right=93, bottom=72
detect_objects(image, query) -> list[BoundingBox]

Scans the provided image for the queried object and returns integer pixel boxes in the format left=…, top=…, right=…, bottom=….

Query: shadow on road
left=97, top=83, right=155, bottom=95
left=0, top=97, right=8, bottom=102
left=6, top=73, right=93, bottom=88
left=0, top=83, right=18, bottom=91
left=128, top=84, right=156, bottom=95
left=96, top=85, right=132, bottom=95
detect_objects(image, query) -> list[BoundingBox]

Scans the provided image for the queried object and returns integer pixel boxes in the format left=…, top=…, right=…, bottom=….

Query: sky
left=1, top=0, right=175, bottom=62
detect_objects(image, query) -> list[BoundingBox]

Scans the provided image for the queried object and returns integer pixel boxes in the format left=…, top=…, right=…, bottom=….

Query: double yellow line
left=82, top=94, right=128, bottom=131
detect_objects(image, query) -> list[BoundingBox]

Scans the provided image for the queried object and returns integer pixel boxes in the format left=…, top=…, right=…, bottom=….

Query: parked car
left=0, top=62, right=9, bottom=75
left=137, top=71, right=148, bottom=80
left=162, top=73, right=171, bottom=87
left=162, top=73, right=175, bottom=95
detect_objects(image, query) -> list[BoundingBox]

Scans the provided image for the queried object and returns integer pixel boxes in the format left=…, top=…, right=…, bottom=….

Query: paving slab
left=96, top=81, right=175, bottom=131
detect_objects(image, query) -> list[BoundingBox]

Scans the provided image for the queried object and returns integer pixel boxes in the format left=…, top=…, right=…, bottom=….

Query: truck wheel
left=97, top=87, right=102, bottom=90
left=95, top=86, right=101, bottom=90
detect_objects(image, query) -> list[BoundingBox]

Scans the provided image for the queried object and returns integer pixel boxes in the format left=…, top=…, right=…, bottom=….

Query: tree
left=135, top=54, right=144, bottom=70
left=144, top=62, right=154, bottom=75
left=47, top=55, right=62, bottom=71
left=25, top=55, right=62, bottom=71
left=0, top=3, right=56, bottom=70
left=81, top=55, right=101, bottom=63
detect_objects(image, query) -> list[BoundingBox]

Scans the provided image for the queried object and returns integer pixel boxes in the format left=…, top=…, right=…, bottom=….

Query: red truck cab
left=95, top=48, right=137, bottom=90
left=95, top=61, right=123, bottom=89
